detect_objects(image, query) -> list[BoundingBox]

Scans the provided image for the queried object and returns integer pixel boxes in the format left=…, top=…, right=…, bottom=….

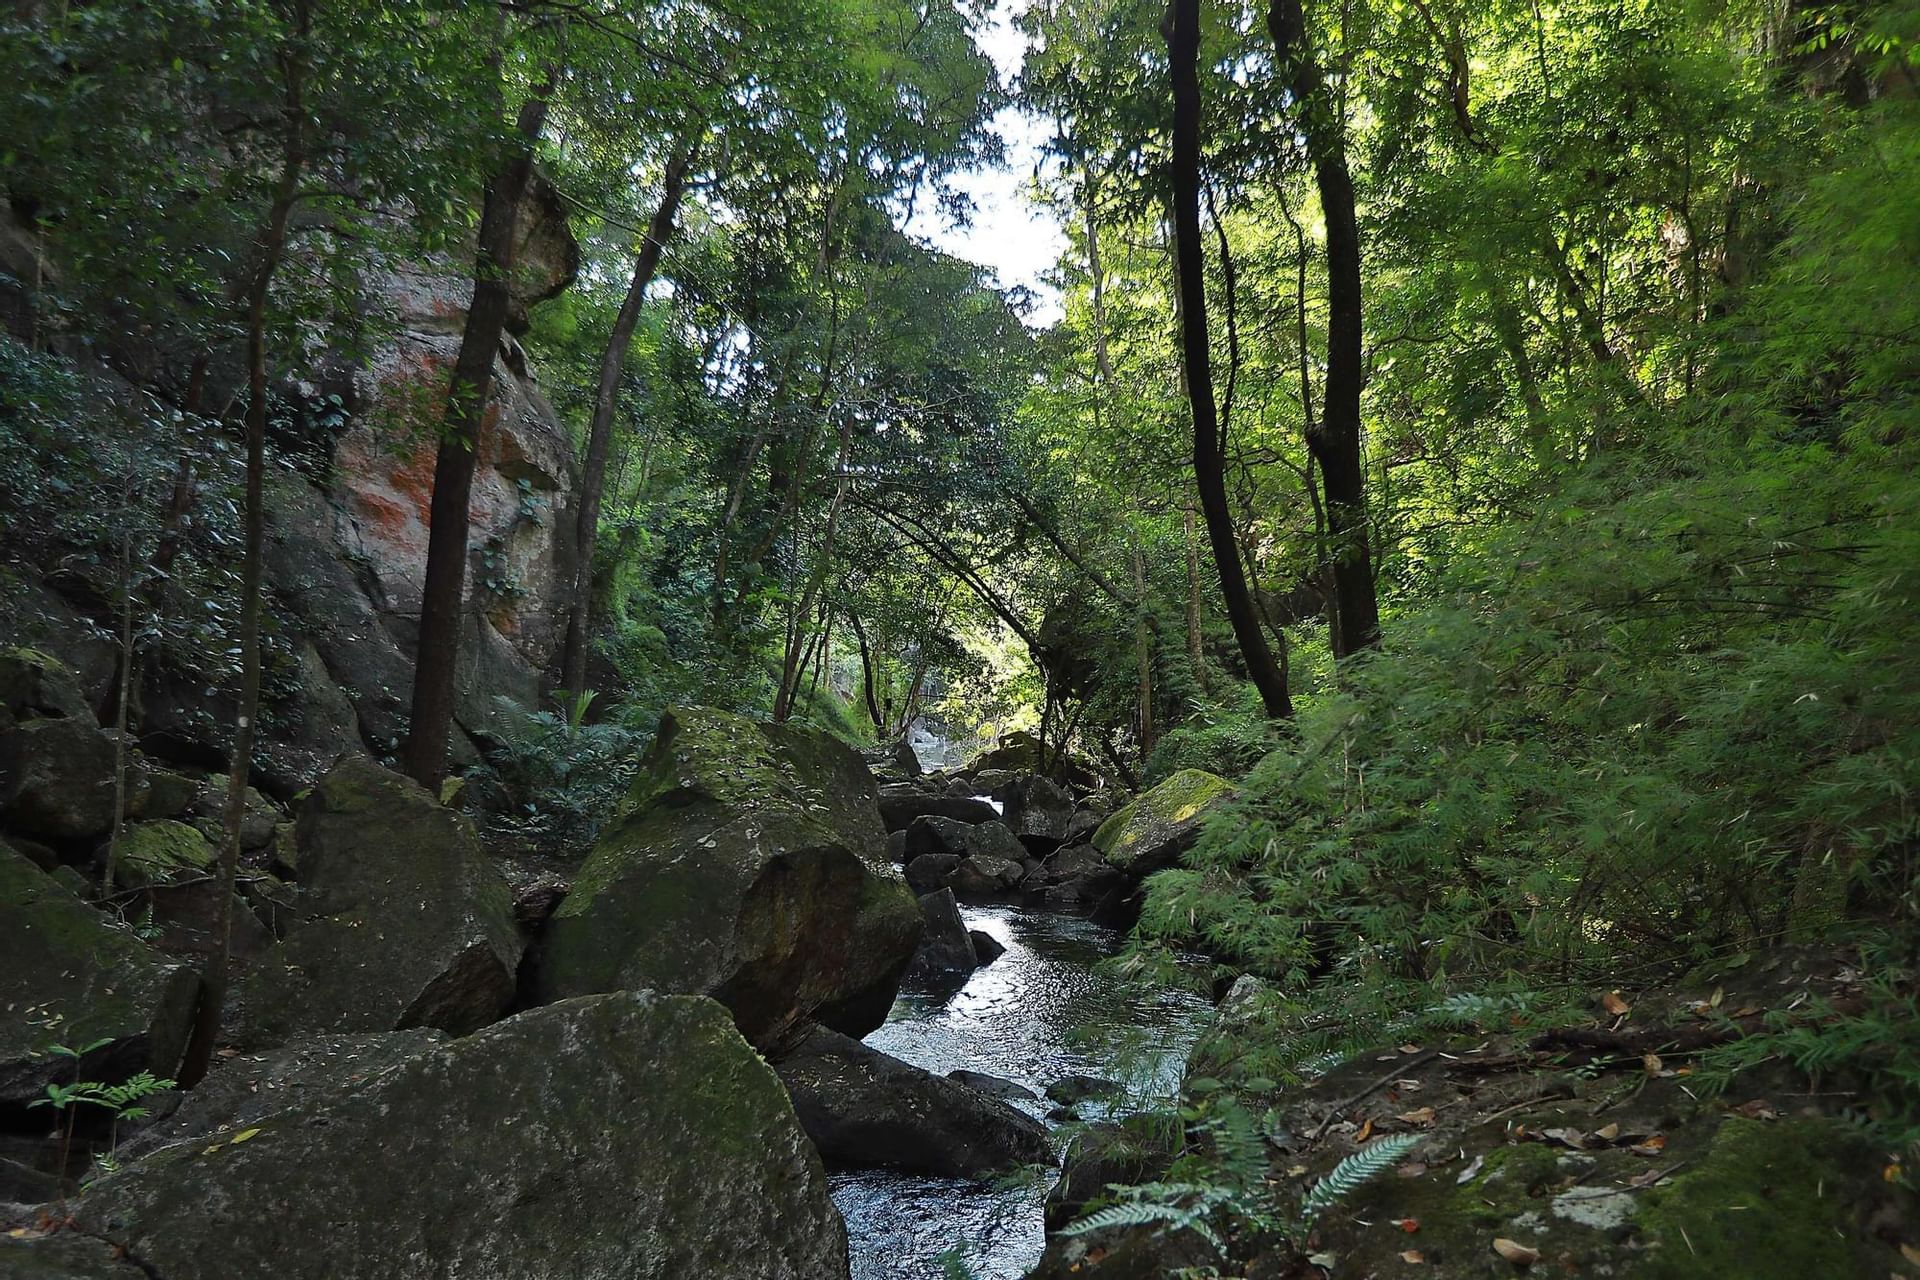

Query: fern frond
left=1062, top=1182, right=1230, bottom=1251
left=1299, top=1134, right=1424, bottom=1222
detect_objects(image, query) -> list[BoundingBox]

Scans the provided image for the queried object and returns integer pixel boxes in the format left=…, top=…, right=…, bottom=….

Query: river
left=832, top=903, right=1213, bottom=1280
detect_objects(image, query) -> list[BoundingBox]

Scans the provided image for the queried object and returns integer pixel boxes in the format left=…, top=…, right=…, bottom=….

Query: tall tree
left=1268, top=0, right=1381, bottom=654
left=404, top=67, right=555, bottom=789
left=1166, top=0, right=1295, bottom=718
left=559, top=142, right=696, bottom=698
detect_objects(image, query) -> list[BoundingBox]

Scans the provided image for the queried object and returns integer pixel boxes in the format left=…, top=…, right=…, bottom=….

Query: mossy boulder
left=75, top=993, right=851, bottom=1280
left=0, top=716, right=117, bottom=840
left=111, top=819, right=216, bottom=887
left=186, top=777, right=280, bottom=851
left=1091, top=769, right=1232, bottom=878
left=0, top=1234, right=147, bottom=1279
left=535, top=706, right=921, bottom=1050
left=0, top=646, right=94, bottom=726
left=0, top=846, right=199, bottom=1107
left=240, top=757, right=521, bottom=1044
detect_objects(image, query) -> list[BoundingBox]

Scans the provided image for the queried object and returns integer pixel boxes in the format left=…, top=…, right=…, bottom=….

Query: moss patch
left=115, top=819, right=217, bottom=887
left=1092, top=769, right=1232, bottom=873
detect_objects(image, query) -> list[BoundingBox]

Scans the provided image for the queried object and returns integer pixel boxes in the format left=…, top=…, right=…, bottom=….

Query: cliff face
left=0, top=185, right=581, bottom=794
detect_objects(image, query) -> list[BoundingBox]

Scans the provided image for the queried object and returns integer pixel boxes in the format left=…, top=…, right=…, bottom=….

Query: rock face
left=117, top=1029, right=446, bottom=1163
left=75, top=993, right=852, bottom=1280
left=0, top=846, right=199, bottom=1108
left=536, top=706, right=921, bottom=1050
left=242, top=758, right=522, bottom=1044
left=774, top=1025, right=1051, bottom=1179
left=949, top=853, right=1026, bottom=897
left=1092, top=769, right=1233, bottom=879
left=0, top=189, right=582, bottom=796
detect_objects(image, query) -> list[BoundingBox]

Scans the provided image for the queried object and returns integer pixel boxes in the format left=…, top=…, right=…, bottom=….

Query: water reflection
left=833, top=905, right=1211, bottom=1280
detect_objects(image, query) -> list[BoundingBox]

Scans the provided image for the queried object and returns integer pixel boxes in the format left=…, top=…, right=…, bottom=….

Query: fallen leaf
left=1883, top=1161, right=1903, bottom=1183
left=1397, top=1107, right=1437, bottom=1127
left=1602, top=991, right=1632, bottom=1017
left=1628, top=1164, right=1677, bottom=1189
left=1543, top=1127, right=1588, bottom=1150
left=1592, top=1122, right=1621, bottom=1142
left=1492, top=1237, right=1540, bottom=1266
left=1400, top=1043, right=1423, bottom=1054
left=1730, top=1099, right=1778, bottom=1121
left=229, top=1127, right=261, bottom=1144
left=1288, top=1164, right=1310, bottom=1177
left=1642, top=1053, right=1664, bottom=1075
left=1398, top=1161, right=1429, bottom=1178
left=1358, top=1117, right=1375, bottom=1142
left=1393, top=1217, right=1421, bottom=1233
left=1710, top=986, right=1724, bottom=1008
left=1307, top=1251, right=1338, bottom=1270
left=1630, top=1134, right=1668, bottom=1157
left=1899, top=1242, right=1920, bottom=1266
left=1400, top=1249, right=1426, bottom=1264
left=1731, top=1005, right=1760, bottom=1018
left=1456, top=1154, right=1487, bottom=1184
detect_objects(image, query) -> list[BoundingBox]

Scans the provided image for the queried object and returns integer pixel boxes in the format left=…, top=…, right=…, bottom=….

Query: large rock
left=0, top=1235, right=149, bottom=1279
left=902, top=813, right=1028, bottom=864
left=1092, top=769, right=1233, bottom=879
left=950, top=853, right=1026, bottom=897
left=773, top=1025, right=1051, bottom=1178
left=1045, top=1113, right=1183, bottom=1229
left=876, top=783, right=1001, bottom=833
left=0, top=646, right=94, bottom=726
left=904, top=888, right=978, bottom=979
left=75, top=993, right=851, bottom=1280
left=0, top=846, right=199, bottom=1108
left=241, top=758, right=521, bottom=1044
left=998, top=775, right=1074, bottom=852
left=0, top=717, right=117, bottom=840
left=536, top=706, right=920, bottom=1050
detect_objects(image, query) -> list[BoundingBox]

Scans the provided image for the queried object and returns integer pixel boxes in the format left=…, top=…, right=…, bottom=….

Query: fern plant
left=1298, top=1135, right=1425, bottom=1224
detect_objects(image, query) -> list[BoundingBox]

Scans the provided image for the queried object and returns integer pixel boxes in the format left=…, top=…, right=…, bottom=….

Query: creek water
left=833, top=903, right=1213, bottom=1280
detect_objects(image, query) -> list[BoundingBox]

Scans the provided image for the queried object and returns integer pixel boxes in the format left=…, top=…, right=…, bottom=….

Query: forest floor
left=1041, top=944, right=1920, bottom=1278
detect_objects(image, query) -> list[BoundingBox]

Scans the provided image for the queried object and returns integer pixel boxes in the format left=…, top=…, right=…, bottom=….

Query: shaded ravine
left=834, top=904, right=1212, bottom=1280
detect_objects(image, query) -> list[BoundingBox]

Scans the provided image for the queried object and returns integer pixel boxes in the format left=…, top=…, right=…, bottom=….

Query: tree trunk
left=1132, top=532, right=1155, bottom=752
left=849, top=610, right=885, bottom=731
left=1183, top=498, right=1208, bottom=692
left=1166, top=0, right=1294, bottom=719
left=558, top=143, right=695, bottom=697
left=403, top=78, right=553, bottom=791
left=1270, top=0, right=1381, bottom=657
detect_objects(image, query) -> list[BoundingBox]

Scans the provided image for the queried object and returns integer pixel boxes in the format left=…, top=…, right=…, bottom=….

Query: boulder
left=905, top=851, right=961, bottom=894
left=0, top=647, right=94, bottom=725
left=968, top=929, right=1006, bottom=965
left=75, top=993, right=851, bottom=1280
left=1030, top=843, right=1124, bottom=907
left=0, top=1235, right=148, bottom=1279
left=999, top=775, right=1073, bottom=852
left=241, top=757, right=521, bottom=1044
left=876, top=783, right=1000, bottom=833
left=110, top=819, right=215, bottom=888
left=903, top=813, right=1029, bottom=863
left=773, top=1025, right=1050, bottom=1179
left=0, top=717, right=116, bottom=840
left=905, top=888, right=978, bottom=979
left=949, top=854, right=1025, bottom=897
left=1092, top=769, right=1233, bottom=879
left=0, top=847, right=199, bottom=1108
left=948, top=1069, right=1039, bottom=1105
left=536, top=706, right=920, bottom=1050
left=1046, top=1074, right=1123, bottom=1108
left=187, top=777, right=280, bottom=851
left=885, top=828, right=908, bottom=864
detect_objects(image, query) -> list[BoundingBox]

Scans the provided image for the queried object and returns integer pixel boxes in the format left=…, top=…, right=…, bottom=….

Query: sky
left=904, top=2, right=1068, bottom=327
